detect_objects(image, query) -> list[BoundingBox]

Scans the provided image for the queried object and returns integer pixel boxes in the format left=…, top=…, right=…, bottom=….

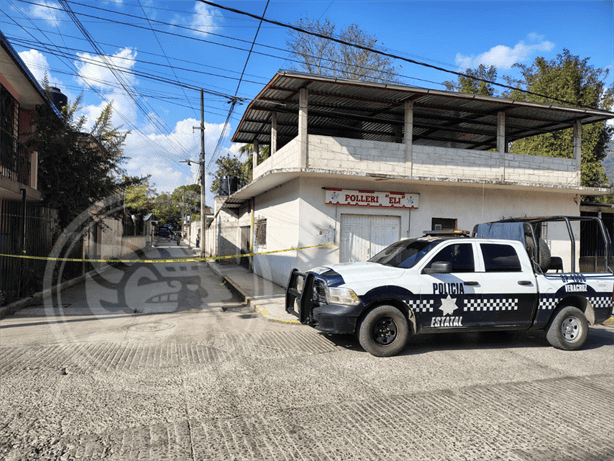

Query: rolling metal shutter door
left=340, top=214, right=401, bottom=263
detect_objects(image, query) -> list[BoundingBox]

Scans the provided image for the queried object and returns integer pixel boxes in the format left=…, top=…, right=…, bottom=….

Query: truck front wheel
left=358, top=305, right=409, bottom=357
left=546, top=306, right=588, bottom=351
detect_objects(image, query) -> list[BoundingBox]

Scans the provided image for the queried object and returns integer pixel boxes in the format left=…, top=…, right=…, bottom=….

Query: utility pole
left=188, top=89, right=206, bottom=258
left=198, top=89, right=206, bottom=258
left=181, top=188, right=186, bottom=238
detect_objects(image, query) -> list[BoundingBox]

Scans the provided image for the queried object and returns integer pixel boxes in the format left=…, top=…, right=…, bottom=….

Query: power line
left=5, top=2, right=194, bottom=175
left=4, top=23, right=268, bottom=82
left=58, top=0, right=222, bottom=167
left=5, top=2, right=447, bottom=92
left=136, top=0, right=198, bottom=120
left=207, top=0, right=270, bottom=173
left=197, top=0, right=597, bottom=109
left=6, top=36, right=268, bottom=90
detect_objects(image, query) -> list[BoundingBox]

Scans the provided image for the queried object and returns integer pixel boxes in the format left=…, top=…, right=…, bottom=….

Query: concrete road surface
left=1, top=242, right=613, bottom=460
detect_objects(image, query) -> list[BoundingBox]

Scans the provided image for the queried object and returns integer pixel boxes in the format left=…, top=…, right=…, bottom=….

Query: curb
left=0, top=267, right=99, bottom=320
left=0, top=249, right=146, bottom=320
left=206, top=261, right=300, bottom=325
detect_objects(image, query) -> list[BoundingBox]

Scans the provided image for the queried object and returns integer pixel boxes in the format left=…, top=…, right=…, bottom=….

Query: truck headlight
left=325, top=286, right=361, bottom=306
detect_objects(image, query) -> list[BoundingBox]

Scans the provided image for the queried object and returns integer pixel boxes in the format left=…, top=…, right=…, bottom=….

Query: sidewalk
left=207, top=261, right=299, bottom=324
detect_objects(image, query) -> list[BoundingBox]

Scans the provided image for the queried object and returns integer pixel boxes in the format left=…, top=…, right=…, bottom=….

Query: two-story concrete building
left=0, top=31, right=59, bottom=302
left=212, top=71, right=613, bottom=287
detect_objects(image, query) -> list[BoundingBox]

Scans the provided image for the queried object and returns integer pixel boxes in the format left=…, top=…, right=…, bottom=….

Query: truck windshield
left=369, top=239, right=441, bottom=268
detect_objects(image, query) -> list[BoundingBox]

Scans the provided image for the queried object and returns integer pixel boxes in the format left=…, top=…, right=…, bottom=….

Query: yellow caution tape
left=0, top=242, right=332, bottom=264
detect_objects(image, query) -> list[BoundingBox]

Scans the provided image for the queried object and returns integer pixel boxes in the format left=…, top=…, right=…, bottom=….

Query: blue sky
left=1, top=0, right=612, bottom=205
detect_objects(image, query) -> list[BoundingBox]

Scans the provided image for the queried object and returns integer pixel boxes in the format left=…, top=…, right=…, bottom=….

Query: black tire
left=546, top=306, right=588, bottom=351
left=525, top=235, right=551, bottom=272
left=358, top=305, right=409, bottom=357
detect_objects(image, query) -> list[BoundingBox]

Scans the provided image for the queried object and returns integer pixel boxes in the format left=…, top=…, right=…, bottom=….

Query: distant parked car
left=158, top=228, right=170, bottom=238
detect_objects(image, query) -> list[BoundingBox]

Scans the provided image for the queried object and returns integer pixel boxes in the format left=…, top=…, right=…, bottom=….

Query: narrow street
left=1, top=241, right=613, bottom=460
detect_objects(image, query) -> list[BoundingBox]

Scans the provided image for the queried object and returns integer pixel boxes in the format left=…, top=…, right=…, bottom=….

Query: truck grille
left=314, top=280, right=327, bottom=304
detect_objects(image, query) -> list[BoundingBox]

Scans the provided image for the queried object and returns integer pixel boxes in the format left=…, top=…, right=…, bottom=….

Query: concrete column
left=497, top=111, right=506, bottom=181
left=299, top=88, right=308, bottom=169
left=271, top=112, right=277, bottom=156
left=404, top=100, right=414, bottom=177
left=573, top=120, right=582, bottom=179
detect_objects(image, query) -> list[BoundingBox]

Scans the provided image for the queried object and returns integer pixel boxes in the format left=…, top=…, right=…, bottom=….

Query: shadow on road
left=319, top=325, right=614, bottom=355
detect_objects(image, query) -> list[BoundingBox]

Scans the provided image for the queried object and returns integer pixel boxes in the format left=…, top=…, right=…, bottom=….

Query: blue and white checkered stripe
left=539, top=294, right=612, bottom=310
left=588, top=296, right=612, bottom=309
left=406, top=299, right=434, bottom=313
left=539, top=296, right=558, bottom=310
left=463, top=298, right=518, bottom=312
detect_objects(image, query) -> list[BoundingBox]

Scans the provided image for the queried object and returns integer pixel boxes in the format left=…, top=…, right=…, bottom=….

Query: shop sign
left=325, top=188, right=419, bottom=209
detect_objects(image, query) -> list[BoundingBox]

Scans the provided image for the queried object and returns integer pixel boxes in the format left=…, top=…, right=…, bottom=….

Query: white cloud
left=75, top=47, right=138, bottom=89
left=18, top=49, right=51, bottom=84
left=173, top=2, right=223, bottom=36
left=122, top=118, right=232, bottom=206
left=455, top=34, right=555, bottom=70
left=29, top=1, right=62, bottom=27
left=18, top=49, right=75, bottom=103
left=75, top=48, right=139, bottom=130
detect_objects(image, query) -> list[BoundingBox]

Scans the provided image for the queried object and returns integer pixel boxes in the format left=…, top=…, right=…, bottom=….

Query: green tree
left=286, top=18, right=401, bottom=83
left=210, top=154, right=249, bottom=194
left=30, top=82, right=134, bottom=228
left=152, top=192, right=177, bottom=227
left=240, top=144, right=270, bottom=180
left=124, top=179, right=155, bottom=218
left=152, top=184, right=202, bottom=228
left=503, top=50, right=614, bottom=194
left=443, top=64, right=498, bottom=96
left=171, top=184, right=202, bottom=225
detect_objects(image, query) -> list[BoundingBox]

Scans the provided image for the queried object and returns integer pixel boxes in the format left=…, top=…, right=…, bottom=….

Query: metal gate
left=0, top=200, right=87, bottom=306
left=340, top=214, right=400, bottom=263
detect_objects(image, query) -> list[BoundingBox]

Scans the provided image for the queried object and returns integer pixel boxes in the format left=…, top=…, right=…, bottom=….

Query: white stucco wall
left=251, top=178, right=301, bottom=286
left=250, top=175, right=581, bottom=287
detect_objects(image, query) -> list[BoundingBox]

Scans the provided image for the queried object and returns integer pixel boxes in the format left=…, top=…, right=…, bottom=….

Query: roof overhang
left=0, top=31, right=48, bottom=110
left=224, top=168, right=609, bottom=209
left=232, top=71, right=614, bottom=152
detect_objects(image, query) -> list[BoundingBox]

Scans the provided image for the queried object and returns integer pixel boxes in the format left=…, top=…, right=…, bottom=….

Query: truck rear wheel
left=358, top=305, right=409, bottom=357
left=546, top=306, right=588, bottom=351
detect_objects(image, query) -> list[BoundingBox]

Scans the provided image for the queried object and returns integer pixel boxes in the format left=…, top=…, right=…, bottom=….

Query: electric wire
left=206, top=0, right=270, bottom=173
left=136, top=0, right=198, bottom=120
left=197, top=0, right=598, bottom=109
left=10, top=0, right=442, bottom=91
left=58, top=0, right=202, bottom=164
left=6, top=36, right=268, bottom=90
left=14, top=0, right=602, bottom=108
left=5, top=2, right=194, bottom=176
left=5, top=2, right=448, bottom=92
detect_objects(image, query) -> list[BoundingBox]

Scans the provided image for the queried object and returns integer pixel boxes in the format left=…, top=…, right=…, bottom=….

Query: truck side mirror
left=423, top=261, right=453, bottom=274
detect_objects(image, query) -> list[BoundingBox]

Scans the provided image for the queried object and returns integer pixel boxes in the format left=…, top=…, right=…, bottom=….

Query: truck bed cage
left=474, top=216, right=612, bottom=273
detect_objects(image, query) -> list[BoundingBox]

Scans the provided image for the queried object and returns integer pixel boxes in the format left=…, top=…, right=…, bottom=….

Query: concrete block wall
left=254, top=134, right=579, bottom=187
left=412, top=145, right=499, bottom=181
left=308, top=135, right=406, bottom=174
left=503, top=153, right=578, bottom=186
left=254, top=138, right=301, bottom=179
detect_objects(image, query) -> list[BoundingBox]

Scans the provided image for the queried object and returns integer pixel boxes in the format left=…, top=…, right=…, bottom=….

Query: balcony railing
left=0, top=136, right=31, bottom=186
left=253, top=135, right=580, bottom=188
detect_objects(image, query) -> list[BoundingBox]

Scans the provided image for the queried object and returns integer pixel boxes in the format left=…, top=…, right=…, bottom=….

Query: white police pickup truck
left=286, top=216, right=614, bottom=356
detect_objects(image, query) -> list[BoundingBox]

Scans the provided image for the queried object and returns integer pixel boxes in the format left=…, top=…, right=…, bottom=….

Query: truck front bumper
left=285, top=268, right=364, bottom=334
left=312, top=304, right=363, bottom=334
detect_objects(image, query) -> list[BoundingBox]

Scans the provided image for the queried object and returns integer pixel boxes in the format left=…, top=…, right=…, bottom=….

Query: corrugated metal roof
left=231, top=71, right=614, bottom=151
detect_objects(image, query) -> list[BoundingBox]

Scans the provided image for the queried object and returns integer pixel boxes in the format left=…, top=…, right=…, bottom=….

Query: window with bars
left=1, top=85, right=18, bottom=172
left=256, top=219, right=267, bottom=246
